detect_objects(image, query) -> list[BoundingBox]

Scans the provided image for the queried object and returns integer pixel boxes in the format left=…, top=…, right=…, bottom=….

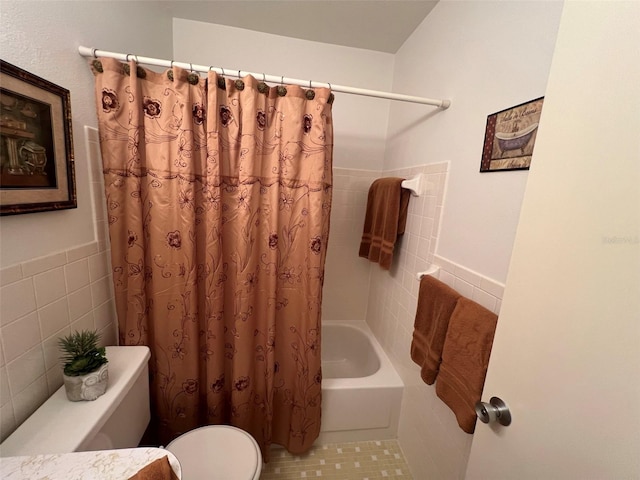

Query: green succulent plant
left=58, top=330, right=108, bottom=377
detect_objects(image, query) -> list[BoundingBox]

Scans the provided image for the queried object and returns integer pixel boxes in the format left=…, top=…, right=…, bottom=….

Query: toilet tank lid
left=0, top=346, right=150, bottom=457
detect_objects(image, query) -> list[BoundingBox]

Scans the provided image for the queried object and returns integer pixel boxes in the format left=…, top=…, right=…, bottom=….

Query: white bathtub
left=317, top=321, right=404, bottom=444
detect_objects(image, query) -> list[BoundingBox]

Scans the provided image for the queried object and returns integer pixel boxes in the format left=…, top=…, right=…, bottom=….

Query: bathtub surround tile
left=261, top=440, right=412, bottom=479
left=45, top=364, right=64, bottom=397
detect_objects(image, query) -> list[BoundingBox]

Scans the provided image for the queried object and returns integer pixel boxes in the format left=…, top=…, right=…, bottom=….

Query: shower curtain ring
left=92, top=48, right=98, bottom=58
left=262, top=73, right=266, bottom=82
left=281, top=76, right=284, bottom=85
left=309, top=79, right=312, bottom=89
left=238, top=70, right=241, bottom=78
left=190, top=63, right=193, bottom=72
left=221, top=68, right=225, bottom=76
left=126, top=53, right=132, bottom=62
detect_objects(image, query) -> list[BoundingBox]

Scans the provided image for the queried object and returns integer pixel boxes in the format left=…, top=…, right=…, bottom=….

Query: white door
left=466, top=2, right=640, bottom=479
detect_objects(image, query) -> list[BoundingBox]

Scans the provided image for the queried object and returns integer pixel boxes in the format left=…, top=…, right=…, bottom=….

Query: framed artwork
left=480, top=97, right=544, bottom=172
left=1, top=59, right=76, bottom=215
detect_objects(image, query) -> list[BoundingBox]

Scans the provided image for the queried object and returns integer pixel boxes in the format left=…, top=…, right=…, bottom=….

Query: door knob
left=475, top=396, right=512, bottom=426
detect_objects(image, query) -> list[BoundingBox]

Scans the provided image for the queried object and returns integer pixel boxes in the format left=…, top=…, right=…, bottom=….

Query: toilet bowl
left=166, top=425, right=262, bottom=480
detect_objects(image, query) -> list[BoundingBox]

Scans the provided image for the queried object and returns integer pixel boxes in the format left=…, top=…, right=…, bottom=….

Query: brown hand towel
left=128, top=456, right=179, bottom=480
left=410, top=275, right=462, bottom=384
left=435, top=297, right=498, bottom=434
left=359, top=177, right=410, bottom=270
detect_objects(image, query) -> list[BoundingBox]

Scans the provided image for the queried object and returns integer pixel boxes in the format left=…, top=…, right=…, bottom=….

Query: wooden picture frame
left=480, top=97, right=544, bottom=172
left=1, top=60, right=76, bottom=215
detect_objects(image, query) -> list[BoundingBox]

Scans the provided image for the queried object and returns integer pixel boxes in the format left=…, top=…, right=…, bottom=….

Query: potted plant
left=58, top=330, right=109, bottom=401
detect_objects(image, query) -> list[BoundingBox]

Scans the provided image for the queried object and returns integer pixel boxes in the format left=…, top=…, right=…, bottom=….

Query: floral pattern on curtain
left=91, top=57, right=333, bottom=458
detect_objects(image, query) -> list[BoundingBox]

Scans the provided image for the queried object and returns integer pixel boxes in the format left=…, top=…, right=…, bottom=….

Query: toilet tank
left=0, top=346, right=151, bottom=457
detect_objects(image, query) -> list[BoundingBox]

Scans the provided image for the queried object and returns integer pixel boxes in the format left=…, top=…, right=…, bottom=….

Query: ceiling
left=162, top=1, right=439, bottom=53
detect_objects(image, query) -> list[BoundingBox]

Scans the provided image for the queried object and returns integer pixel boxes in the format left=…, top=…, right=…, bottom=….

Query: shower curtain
left=90, top=57, right=333, bottom=457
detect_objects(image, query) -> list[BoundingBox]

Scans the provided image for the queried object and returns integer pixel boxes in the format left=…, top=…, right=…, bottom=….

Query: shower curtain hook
left=126, top=53, right=132, bottom=62
left=262, top=73, right=266, bottom=82
left=134, top=55, right=139, bottom=63
left=328, top=82, right=332, bottom=91
left=91, top=48, right=98, bottom=58
left=238, top=69, right=241, bottom=78
left=221, top=68, right=225, bottom=77
left=309, top=79, right=312, bottom=89
left=281, top=76, right=284, bottom=85
left=189, top=63, right=194, bottom=72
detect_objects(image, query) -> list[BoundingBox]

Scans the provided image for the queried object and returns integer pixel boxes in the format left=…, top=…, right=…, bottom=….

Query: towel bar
left=416, top=265, right=440, bottom=280
left=401, top=174, right=430, bottom=197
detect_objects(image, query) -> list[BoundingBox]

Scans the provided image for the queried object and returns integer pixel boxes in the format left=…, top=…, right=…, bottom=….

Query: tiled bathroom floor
left=261, top=440, right=413, bottom=479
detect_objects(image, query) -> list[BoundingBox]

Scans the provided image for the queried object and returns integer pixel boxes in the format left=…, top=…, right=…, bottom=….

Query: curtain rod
left=78, top=46, right=451, bottom=109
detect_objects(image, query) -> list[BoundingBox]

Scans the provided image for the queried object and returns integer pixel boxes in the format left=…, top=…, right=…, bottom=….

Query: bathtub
left=317, top=321, right=404, bottom=444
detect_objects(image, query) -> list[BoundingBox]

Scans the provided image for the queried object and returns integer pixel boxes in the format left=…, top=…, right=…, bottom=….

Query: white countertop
left=0, top=447, right=181, bottom=479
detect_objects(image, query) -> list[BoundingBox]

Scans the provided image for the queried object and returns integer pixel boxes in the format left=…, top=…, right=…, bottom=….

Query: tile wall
left=363, top=163, right=505, bottom=479
left=321, top=168, right=379, bottom=321
left=0, top=127, right=116, bottom=442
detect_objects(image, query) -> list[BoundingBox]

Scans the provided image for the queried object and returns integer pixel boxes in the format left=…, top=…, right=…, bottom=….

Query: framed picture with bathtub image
left=480, top=96, right=544, bottom=172
left=0, top=59, right=76, bottom=215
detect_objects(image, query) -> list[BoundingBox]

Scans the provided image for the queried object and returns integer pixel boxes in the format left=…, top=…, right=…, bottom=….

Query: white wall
left=385, top=0, right=563, bottom=283
left=172, top=19, right=394, bottom=171
left=0, top=0, right=174, bottom=267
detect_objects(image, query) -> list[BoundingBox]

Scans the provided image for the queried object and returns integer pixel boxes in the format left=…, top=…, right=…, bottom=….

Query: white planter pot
left=63, top=363, right=109, bottom=401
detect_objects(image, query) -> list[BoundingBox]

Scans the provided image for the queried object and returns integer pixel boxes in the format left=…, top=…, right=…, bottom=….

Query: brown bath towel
left=435, top=297, right=498, bottom=434
left=359, top=177, right=410, bottom=270
left=410, top=275, right=462, bottom=384
left=128, top=456, right=179, bottom=480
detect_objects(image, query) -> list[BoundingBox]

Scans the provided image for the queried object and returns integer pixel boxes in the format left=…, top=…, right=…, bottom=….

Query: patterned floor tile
left=261, top=440, right=412, bottom=479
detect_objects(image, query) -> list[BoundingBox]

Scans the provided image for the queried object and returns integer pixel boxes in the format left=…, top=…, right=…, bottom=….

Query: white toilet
left=166, top=425, right=262, bottom=480
left=0, top=345, right=262, bottom=479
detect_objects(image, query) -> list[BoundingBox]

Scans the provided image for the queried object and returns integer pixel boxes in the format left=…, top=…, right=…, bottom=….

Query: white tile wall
left=0, top=127, right=117, bottom=442
left=322, top=168, right=379, bottom=321
left=355, top=162, right=506, bottom=479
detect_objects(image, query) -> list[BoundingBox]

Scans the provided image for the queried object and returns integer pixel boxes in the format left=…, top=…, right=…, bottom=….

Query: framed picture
left=480, top=97, right=544, bottom=172
left=1, top=60, right=76, bottom=215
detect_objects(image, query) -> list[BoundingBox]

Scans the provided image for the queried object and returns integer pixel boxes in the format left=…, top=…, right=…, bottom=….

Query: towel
left=435, top=297, right=498, bottom=434
left=410, top=275, right=462, bottom=384
left=128, top=456, right=179, bottom=480
left=359, top=177, right=410, bottom=270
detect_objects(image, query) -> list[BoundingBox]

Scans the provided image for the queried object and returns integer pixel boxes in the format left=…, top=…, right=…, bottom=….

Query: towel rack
left=401, top=174, right=430, bottom=197
left=416, top=265, right=440, bottom=280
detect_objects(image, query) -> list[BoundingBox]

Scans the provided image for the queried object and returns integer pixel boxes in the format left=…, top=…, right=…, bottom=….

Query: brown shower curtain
left=91, top=57, right=333, bottom=457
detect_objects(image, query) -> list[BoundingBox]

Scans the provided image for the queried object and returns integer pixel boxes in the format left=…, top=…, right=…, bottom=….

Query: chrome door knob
left=475, top=396, right=512, bottom=426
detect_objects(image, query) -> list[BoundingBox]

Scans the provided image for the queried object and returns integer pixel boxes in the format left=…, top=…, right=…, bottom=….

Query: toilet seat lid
left=166, top=425, right=262, bottom=480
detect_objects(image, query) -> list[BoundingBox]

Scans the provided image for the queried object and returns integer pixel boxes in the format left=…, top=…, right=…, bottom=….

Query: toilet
left=166, top=425, right=262, bottom=480
left=0, top=345, right=262, bottom=479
